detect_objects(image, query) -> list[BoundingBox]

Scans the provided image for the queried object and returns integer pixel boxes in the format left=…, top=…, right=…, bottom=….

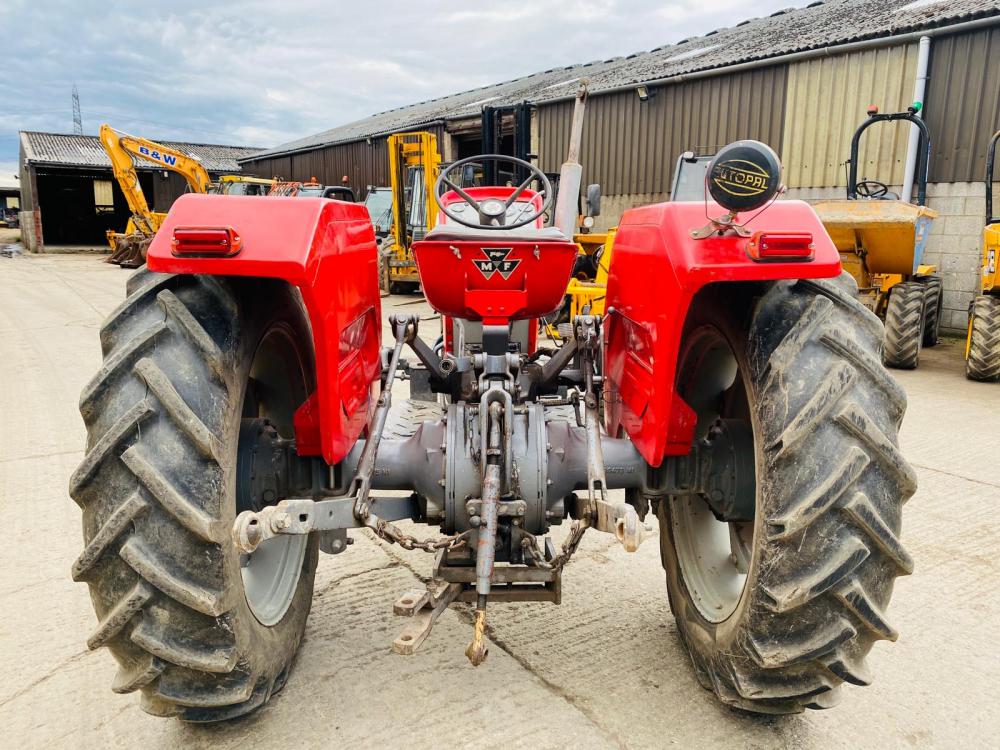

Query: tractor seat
left=423, top=224, right=570, bottom=244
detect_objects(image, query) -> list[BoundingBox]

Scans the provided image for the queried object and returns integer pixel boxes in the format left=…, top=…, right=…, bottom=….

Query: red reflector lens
left=747, top=231, right=814, bottom=261
left=171, top=227, right=242, bottom=257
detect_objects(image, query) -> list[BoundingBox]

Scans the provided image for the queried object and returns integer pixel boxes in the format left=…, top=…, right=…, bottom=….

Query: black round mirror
left=706, top=140, right=782, bottom=213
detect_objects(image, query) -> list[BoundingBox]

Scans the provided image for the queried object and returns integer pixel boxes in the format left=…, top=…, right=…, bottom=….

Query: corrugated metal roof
left=245, top=0, right=1000, bottom=161
left=20, top=131, right=262, bottom=172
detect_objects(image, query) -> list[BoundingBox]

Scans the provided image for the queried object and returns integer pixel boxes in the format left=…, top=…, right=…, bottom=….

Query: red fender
left=602, top=200, right=841, bottom=468
left=147, top=193, right=382, bottom=466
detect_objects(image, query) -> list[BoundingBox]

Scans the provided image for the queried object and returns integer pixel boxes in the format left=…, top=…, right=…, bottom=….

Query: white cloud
left=0, top=162, right=20, bottom=181
left=1, top=0, right=809, bottom=166
left=444, top=7, right=543, bottom=24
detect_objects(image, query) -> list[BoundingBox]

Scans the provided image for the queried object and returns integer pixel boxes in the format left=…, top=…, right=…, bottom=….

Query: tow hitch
left=233, top=313, right=649, bottom=664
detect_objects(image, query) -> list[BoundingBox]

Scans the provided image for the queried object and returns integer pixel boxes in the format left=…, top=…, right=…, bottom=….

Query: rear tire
left=966, top=294, right=1000, bottom=381
left=917, top=275, right=943, bottom=347
left=882, top=281, right=925, bottom=369
left=659, top=275, right=915, bottom=714
left=71, top=268, right=318, bottom=721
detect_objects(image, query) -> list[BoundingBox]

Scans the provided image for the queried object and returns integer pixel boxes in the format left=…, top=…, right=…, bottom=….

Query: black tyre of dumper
left=882, top=281, right=926, bottom=369
left=966, top=294, right=1000, bottom=381
left=70, top=268, right=319, bottom=722
left=917, top=275, right=943, bottom=347
left=658, top=273, right=915, bottom=714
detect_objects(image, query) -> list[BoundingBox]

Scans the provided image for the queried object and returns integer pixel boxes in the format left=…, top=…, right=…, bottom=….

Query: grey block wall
left=922, top=182, right=984, bottom=332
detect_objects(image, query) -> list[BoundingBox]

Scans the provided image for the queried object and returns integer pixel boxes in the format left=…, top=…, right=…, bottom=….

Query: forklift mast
left=481, top=101, right=533, bottom=186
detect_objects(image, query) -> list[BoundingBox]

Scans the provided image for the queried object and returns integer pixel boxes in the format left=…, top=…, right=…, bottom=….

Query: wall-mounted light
left=636, top=84, right=654, bottom=103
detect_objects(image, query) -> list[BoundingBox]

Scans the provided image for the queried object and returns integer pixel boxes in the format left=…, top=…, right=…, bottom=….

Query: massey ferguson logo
left=473, top=248, right=521, bottom=280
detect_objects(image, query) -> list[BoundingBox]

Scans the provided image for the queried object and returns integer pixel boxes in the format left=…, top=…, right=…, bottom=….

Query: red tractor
left=71, top=115, right=914, bottom=720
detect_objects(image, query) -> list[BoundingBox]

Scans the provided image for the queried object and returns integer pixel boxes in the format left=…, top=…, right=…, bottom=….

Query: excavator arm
left=98, top=124, right=157, bottom=235
left=98, top=123, right=214, bottom=267
left=98, top=123, right=214, bottom=236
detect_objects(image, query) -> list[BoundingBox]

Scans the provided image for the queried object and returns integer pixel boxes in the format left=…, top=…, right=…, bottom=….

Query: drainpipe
left=901, top=36, right=931, bottom=204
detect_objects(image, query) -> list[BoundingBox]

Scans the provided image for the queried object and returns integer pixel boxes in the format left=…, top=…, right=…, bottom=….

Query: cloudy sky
left=1, top=0, right=808, bottom=179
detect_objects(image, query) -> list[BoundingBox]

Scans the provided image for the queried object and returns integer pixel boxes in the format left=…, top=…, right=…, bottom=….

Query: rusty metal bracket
left=465, top=499, right=526, bottom=518
left=690, top=210, right=753, bottom=239
left=392, top=583, right=463, bottom=655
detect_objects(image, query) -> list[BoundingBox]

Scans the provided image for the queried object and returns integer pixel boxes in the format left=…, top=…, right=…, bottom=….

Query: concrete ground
left=1, top=253, right=998, bottom=749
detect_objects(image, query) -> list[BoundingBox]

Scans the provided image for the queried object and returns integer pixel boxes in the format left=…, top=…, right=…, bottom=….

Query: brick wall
left=19, top=210, right=41, bottom=252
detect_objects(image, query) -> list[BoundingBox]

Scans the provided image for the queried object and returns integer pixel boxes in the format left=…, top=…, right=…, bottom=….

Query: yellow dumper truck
left=813, top=105, right=940, bottom=370
left=967, top=129, right=1000, bottom=381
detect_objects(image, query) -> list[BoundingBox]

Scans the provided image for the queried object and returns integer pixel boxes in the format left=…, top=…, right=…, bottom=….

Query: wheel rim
left=239, top=325, right=309, bottom=627
left=670, top=326, right=757, bottom=624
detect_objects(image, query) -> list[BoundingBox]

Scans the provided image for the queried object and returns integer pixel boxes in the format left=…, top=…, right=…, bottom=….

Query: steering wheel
left=434, top=154, right=553, bottom=230
left=855, top=180, right=889, bottom=199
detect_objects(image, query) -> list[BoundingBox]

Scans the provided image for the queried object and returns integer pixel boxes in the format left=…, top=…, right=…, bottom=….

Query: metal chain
left=550, top=520, right=590, bottom=569
left=370, top=517, right=472, bottom=553
left=519, top=519, right=590, bottom=572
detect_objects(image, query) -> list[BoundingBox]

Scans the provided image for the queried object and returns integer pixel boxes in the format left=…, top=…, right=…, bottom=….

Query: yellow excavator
left=98, top=123, right=273, bottom=267
left=542, top=204, right=614, bottom=338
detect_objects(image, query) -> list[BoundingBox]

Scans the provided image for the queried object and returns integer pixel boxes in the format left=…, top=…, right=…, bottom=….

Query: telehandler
left=812, top=105, right=941, bottom=369
left=71, top=89, right=914, bottom=722
left=382, top=131, right=441, bottom=293
left=967, top=129, right=1000, bottom=381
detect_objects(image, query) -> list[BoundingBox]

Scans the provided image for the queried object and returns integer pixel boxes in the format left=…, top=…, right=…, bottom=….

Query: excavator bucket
left=106, top=233, right=150, bottom=268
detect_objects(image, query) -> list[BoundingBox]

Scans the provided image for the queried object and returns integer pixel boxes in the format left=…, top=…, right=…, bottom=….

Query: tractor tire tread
left=665, top=274, right=914, bottom=714
left=72, top=266, right=311, bottom=722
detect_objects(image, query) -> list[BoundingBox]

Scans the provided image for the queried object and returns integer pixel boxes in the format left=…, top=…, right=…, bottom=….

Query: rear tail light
left=171, top=226, right=242, bottom=257
left=747, top=231, right=814, bottom=262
